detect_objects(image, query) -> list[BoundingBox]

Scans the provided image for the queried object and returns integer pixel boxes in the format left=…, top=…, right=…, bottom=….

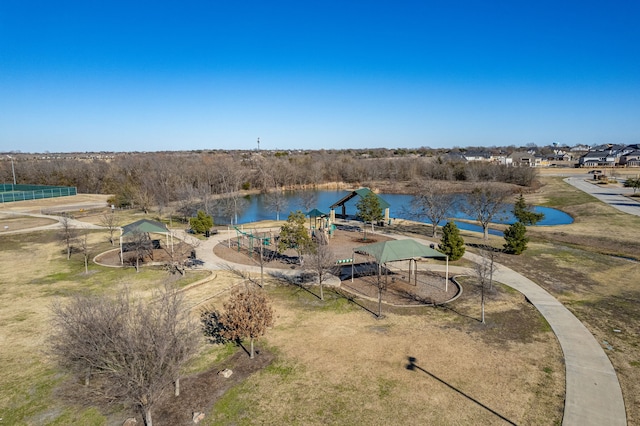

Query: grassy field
left=0, top=196, right=566, bottom=425
left=496, top=175, right=640, bottom=425
left=1, top=173, right=637, bottom=425
left=0, top=229, right=211, bottom=425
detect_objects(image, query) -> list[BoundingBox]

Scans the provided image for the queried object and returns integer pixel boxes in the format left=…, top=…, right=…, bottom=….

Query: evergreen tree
left=278, top=210, right=313, bottom=264
left=356, top=192, right=383, bottom=240
left=189, top=210, right=213, bottom=234
left=503, top=221, right=529, bottom=254
left=439, top=221, right=465, bottom=261
left=513, top=194, right=544, bottom=225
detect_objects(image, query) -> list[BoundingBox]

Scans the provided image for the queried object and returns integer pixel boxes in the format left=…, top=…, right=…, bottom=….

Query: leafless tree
left=126, top=230, right=153, bottom=272
left=298, top=191, right=318, bottom=212
left=303, top=242, right=337, bottom=301
left=219, top=289, right=274, bottom=359
left=163, top=233, right=200, bottom=276
left=475, top=246, right=497, bottom=324
left=59, top=214, right=77, bottom=260
left=100, top=212, right=120, bottom=245
left=264, top=190, right=288, bottom=221
left=79, top=232, right=91, bottom=274
left=410, top=180, right=456, bottom=238
left=132, top=187, right=155, bottom=215
left=48, top=284, right=198, bottom=426
left=464, top=186, right=511, bottom=240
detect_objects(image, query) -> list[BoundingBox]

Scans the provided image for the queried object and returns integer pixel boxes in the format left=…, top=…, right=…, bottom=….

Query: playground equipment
left=234, top=226, right=275, bottom=259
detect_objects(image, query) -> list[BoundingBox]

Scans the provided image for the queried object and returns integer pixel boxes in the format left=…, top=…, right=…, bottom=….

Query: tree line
left=1, top=151, right=538, bottom=210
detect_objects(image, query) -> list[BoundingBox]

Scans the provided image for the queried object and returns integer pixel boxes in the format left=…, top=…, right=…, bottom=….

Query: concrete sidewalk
left=463, top=251, right=627, bottom=426
left=5, top=211, right=626, bottom=425
left=199, top=231, right=626, bottom=425
left=565, top=176, right=640, bottom=216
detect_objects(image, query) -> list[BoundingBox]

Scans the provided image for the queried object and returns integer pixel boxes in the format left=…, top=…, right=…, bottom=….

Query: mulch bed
left=95, top=242, right=193, bottom=267
left=153, top=349, right=275, bottom=426
left=214, top=229, right=459, bottom=305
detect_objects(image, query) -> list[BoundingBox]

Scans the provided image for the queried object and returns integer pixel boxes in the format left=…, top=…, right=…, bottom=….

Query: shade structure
left=353, top=239, right=446, bottom=264
left=121, top=219, right=169, bottom=236
left=119, top=219, right=172, bottom=265
left=352, top=238, right=449, bottom=291
left=306, top=208, right=328, bottom=218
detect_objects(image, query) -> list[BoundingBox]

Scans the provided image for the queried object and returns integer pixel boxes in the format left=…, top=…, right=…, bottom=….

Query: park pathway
left=196, top=229, right=627, bottom=425
left=0, top=197, right=628, bottom=426
left=565, top=176, right=640, bottom=216
left=488, top=265, right=627, bottom=426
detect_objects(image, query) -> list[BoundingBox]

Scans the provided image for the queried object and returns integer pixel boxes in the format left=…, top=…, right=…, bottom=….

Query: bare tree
left=126, top=230, right=153, bottom=272
left=475, top=246, right=497, bottom=324
left=59, top=214, right=77, bottom=260
left=48, top=284, right=198, bottom=426
left=80, top=232, right=91, bottom=274
left=303, top=242, right=337, bottom=301
left=264, top=190, right=288, bottom=221
left=163, top=233, right=200, bottom=276
left=298, top=191, right=318, bottom=212
left=100, top=212, right=120, bottom=245
left=219, top=289, right=274, bottom=359
left=464, top=186, right=510, bottom=240
left=132, top=187, right=155, bottom=215
left=410, top=181, right=456, bottom=238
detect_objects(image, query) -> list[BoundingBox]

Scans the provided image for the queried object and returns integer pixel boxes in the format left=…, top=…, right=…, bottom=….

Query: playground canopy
left=119, top=219, right=172, bottom=265
left=352, top=239, right=449, bottom=288
left=306, top=208, right=328, bottom=218
left=121, top=219, right=169, bottom=236
left=353, top=239, right=446, bottom=264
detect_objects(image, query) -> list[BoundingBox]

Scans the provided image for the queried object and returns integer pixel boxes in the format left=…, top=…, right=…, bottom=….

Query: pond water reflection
left=210, top=190, right=573, bottom=236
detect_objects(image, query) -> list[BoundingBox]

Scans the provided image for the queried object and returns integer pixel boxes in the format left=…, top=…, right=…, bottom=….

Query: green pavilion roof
left=353, top=239, right=446, bottom=264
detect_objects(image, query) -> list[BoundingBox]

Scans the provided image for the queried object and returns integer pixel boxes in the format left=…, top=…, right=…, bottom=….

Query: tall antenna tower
left=257, top=137, right=260, bottom=151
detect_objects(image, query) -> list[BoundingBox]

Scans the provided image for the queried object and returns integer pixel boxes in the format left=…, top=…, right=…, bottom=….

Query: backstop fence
left=0, top=184, right=77, bottom=203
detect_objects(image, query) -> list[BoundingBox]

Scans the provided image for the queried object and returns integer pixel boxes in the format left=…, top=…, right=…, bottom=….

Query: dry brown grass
left=206, top=282, right=563, bottom=425
left=0, top=195, right=565, bottom=425
left=496, top=175, right=640, bottom=425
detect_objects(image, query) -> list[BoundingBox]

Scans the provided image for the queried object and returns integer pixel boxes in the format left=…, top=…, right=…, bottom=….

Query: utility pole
left=7, top=156, right=16, bottom=185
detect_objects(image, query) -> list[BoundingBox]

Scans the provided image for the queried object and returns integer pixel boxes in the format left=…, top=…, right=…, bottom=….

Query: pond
left=209, top=190, right=573, bottom=236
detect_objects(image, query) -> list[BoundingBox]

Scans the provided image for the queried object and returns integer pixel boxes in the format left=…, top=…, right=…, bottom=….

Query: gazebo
left=329, top=188, right=391, bottom=224
left=119, top=219, right=173, bottom=265
left=351, top=239, right=449, bottom=289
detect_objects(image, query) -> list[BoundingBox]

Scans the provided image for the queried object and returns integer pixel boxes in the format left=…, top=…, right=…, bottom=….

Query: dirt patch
left=152, top=349, right=275, bottom=426
left=56, top=348, right=275, bottom=426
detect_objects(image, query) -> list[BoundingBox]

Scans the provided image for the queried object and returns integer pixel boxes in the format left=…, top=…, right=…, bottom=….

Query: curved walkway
left=1, top=204, right=628, bottom=425
left=565, top=176, right=640, bottom=216
left=196, top=230, right=627, bottom=426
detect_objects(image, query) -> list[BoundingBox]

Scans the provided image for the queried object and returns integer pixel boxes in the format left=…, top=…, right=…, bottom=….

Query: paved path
left=464, top=251, right=627, bottom=426
left=196, top=230, right=627, bottom=426
left=1, top=202, right=628, bottom=425
left=565, top=176, right=640, bottom=216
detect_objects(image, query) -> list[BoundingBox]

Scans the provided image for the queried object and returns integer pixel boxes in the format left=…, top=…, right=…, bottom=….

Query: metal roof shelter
left=351, top=239, right=450, bottom=290
left=119, top=219, right=173, bottom=265
left=329, top=187, right=391, bottom=223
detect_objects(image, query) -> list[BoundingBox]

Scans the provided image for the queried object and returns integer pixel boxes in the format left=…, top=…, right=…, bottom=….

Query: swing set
left=234, top=226, right=276, bottom=259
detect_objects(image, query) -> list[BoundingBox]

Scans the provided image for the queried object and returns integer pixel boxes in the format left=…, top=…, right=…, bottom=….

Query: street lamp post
left=7, top=156, right=16, bottom=186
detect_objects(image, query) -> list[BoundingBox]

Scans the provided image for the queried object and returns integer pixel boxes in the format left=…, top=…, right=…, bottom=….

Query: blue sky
left=1, top=1, right=639, bottom=153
